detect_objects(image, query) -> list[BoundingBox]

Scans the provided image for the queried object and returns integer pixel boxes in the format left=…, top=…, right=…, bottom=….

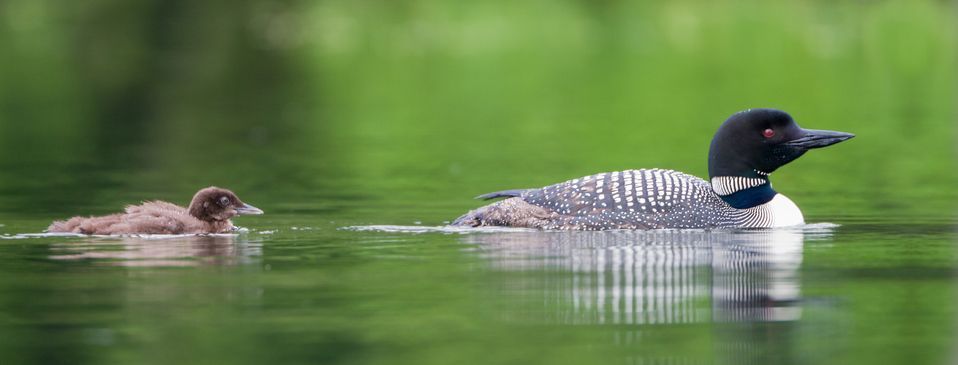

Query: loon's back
left=453, top=169, right=773, bottom=230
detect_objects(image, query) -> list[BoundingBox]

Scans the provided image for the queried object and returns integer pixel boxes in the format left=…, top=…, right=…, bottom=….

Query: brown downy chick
left=47, top=187, right=263, bottom=235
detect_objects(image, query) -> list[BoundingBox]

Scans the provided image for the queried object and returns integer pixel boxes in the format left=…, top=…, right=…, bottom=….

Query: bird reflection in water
left=462, top=225, right=833, bottom=325
left=48, top=234, right=262, bottom=267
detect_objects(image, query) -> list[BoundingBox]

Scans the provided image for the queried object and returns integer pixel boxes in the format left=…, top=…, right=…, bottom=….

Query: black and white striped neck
left=710, top=173, right=776, bottom=209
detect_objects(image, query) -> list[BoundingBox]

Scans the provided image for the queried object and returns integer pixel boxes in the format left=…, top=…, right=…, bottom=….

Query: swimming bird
left=47, top=187, right=263, bottom=235
left=452, top=109, right=854, bottom=230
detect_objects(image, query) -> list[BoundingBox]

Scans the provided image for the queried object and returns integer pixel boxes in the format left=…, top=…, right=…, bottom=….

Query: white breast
left=765, top=194, right=805, bottom=227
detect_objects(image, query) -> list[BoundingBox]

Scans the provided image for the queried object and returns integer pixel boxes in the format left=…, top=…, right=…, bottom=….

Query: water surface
left=0, top=0, right=956, bottom=364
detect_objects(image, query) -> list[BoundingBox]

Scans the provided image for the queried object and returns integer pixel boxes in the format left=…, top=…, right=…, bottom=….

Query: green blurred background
left=0, top=1, right=957, bottom=365
left=1, top=0, right=954, bottom=223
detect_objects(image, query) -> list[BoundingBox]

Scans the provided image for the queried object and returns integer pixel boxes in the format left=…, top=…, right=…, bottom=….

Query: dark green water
left=1, top=0, right=957, bottom=364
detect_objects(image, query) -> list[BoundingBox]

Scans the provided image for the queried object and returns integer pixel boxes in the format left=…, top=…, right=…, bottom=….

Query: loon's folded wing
left=475, top=189, right=530, bottom=200
left=462, top=170, right=719, bottom=229
left=521, top=169, right=713, bottom=215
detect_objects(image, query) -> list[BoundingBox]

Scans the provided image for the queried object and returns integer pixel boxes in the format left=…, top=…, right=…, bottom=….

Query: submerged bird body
left=453, top=169, right=801, bottom=230
left=47, top=187, right=263, bottom=235
left=453, top=109, right=853, bottom=230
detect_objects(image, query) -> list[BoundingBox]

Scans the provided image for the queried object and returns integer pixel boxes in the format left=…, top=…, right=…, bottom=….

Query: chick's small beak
left=235, top=203, right=264, bottom=215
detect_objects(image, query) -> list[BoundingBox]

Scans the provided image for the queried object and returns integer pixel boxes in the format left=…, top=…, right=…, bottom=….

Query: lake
left=0, top=0, right=955, bottom=364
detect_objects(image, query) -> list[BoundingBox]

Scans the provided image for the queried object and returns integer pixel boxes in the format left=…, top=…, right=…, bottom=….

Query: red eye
left=762, top=128, right=775, bottom=138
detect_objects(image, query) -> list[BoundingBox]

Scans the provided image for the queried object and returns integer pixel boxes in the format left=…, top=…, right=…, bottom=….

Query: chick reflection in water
left=463, top=227, right=829, bottom=325
left=49, top=235, right=262, bottom=267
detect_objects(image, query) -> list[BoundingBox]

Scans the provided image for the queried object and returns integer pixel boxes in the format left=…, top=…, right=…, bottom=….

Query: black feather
left=475, top=189, right=527, bottom=200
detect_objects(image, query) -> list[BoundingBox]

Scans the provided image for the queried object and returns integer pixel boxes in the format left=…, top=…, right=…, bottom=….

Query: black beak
left=785, top=129, right=855, bottom=150
left=235, top=203, right=264, bottom=215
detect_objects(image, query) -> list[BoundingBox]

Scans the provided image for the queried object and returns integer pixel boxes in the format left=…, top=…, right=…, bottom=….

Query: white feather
left=765, top=194, right=804, bottom=227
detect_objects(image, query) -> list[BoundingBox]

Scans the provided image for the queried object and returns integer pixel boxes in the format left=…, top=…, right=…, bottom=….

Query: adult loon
left=452, top=109, right=854, bottom=230
left=47, top=187, right=264, bottom=235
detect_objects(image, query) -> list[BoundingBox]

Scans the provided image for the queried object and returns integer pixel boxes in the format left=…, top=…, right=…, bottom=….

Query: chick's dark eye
left=762, top=128, right=775, bottom=138
left=218, top=196, right=230, bottom=207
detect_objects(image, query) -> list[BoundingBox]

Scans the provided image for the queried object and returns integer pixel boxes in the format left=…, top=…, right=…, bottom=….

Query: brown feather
left=46, top=187, right=258, bottom=235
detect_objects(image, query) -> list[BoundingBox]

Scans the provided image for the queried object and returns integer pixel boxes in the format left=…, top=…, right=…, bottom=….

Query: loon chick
left=47, top=187, right=263, bottom=235
left=452, top=109, right=854, bottom=230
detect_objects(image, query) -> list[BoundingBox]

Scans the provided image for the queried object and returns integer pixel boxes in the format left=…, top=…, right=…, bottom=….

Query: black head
left=187, top=186, right=264, bottom=222
left=708, top=109, right=854, bottom=179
